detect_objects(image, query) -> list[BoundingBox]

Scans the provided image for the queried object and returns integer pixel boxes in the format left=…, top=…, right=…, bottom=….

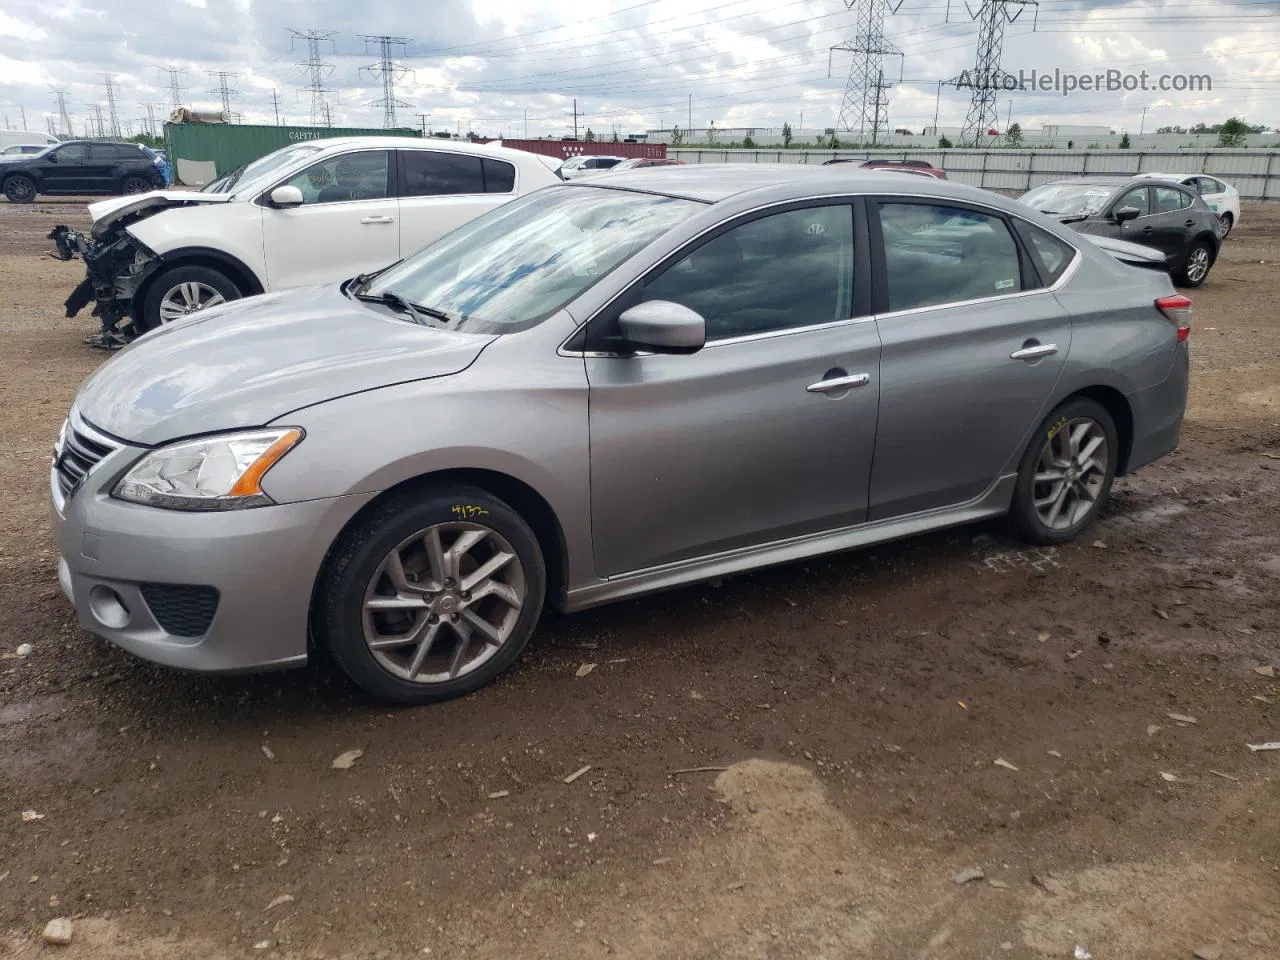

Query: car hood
left=88, top=190, right=233, bottom=234
left=74, top=284, right=495, bottom=446
left=1077, top=233, right=1169, bottom=265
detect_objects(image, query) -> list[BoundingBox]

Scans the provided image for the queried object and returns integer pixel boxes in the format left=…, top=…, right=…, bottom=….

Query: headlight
left=113, top=428, right=303, bottom=510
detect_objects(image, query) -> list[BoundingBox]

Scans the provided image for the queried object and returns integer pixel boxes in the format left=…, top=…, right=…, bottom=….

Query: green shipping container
left=164, top=123, right=421, bottom=184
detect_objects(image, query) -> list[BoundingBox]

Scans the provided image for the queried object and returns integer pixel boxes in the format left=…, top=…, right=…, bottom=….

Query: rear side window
left=1013, top=220, right=1076, bottom=286
left=482, top=158, right=515, bottom=193
left=402, top=151, right=485, bottom=196
left=1154, top=186, right=1192, bottom=213
left=88, top=144, right=125, bottom=160
left=1201, top=177, right=1226, bottom=194
left=877, top=202, right=1023, bottom=311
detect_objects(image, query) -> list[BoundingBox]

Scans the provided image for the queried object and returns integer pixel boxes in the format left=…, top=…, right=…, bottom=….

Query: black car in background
left=0, top=140, right=165, bottom=203
left=1019, top=176, right=1221, bottom=287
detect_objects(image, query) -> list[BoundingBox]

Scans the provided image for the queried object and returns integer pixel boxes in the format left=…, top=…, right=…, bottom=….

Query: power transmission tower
left=417, top=112, right=431, bottom=136
left=270, top=88, right=282, bottom=125
left=290, top=28, right=338, bottom=127
left=90, top=104, right=107, bottom=139
left=52, top=89, right=73, bottom=137
left=569, top=98, right=580, bottom=139
left=139, top=100, right=162, bottom=138
left=951, top=0, right=1038, bottom=147
left=46, top=116, right=56, bottom=136
left=359, top=35, right=414, bottom=129
left=102, top=74, right=122, bottom=137
left=160, top=66, right=187, bottom=111
left=829, top=0, right=906, bottom=145
left=207, top=72, right=240, bottom=119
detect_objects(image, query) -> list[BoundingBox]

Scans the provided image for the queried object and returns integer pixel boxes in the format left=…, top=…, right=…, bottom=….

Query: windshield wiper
left=355, top=290, right=451, bottom=326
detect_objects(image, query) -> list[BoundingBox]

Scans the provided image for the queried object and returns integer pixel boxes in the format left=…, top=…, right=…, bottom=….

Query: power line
left=290, top=28, right=338, bottom=127
left=830, top=0, right=907, bottom=144
left=360, top=35, right=415, bottom=129
left=207, top=71, right=240, bottom=118
left=103, top=74, right=122, bottom=138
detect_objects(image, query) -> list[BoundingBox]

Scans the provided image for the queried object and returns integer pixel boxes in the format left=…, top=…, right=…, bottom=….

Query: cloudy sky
left=0, top=0, right=1277, bottom=139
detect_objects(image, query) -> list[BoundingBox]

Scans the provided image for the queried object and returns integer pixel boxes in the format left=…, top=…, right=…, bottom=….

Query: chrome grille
left=52, top=412, right=119, bottom=506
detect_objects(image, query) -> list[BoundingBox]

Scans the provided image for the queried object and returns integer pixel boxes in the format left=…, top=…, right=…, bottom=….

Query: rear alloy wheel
left=318, top=487, right=546, bottom=704
left=1218, top=212, right=1233, bottom=239
left=121, top=175, right=152, bottom=195
left=1177, top=241, right=1212, bottom=288
left=138, top=264, right=242, bottom=333
left=3, top=174, right=36, bottom=203
left=1009, top=397, right=1118, bottom=545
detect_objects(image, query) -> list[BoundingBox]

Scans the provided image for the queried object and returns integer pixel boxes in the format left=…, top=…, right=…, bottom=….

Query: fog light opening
left=88, top=585, right=131, bottom=630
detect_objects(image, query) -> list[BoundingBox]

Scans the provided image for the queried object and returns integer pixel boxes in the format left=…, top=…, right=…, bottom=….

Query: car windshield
left=1020, top=183, right=1116, bottom=217
left=366, top=185, right=701, bottom=334
left=201, top=143, right=325, bottom=195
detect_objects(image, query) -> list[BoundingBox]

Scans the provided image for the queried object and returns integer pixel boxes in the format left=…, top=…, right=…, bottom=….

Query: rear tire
left=3, top=174, right=36, bottom=203
left=1008, top=397, right=1118, bottom=546
left=317, top=486, right=546, bottom=705
left=1218, top=212, right=1233, bottom=239
left=137, top=264, right=242, bottom=334
left=121, top=175, right=151, bottom=195
left=1175, top=240, right=1213, bottom=288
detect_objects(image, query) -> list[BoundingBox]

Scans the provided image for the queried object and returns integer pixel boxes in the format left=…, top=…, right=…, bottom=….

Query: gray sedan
left=52, top=166, right=1190, bottom=703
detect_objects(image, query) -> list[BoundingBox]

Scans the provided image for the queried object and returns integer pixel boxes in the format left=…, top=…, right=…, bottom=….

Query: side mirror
left=617, top=300, right=705, bottom=354
left=46, top=152, right=60, bottom=163
left=1113, top=206, right=1141, bottom=223
left=269, top=185, right=305, bottom=208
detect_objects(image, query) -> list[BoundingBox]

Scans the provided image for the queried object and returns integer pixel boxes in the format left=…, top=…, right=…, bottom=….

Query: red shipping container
left=492, top=139, right=666, bottom=160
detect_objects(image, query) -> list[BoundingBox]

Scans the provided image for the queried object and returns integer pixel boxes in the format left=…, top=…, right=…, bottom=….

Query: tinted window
left=878, top=202, right=1022, bottom=311
left=1014, top=220, right=1076, bottom=286
left=1154, top=186, right=1191, bottom=213
left=1115, top=187, right=1151, bottom=217
left=482, top=158, right=515, bottom=193
left=402, top=151, right=485, bottom=196
left=52, top=144, right=87, bottom=161
left=642, top=205, right=854, bottom=341
left=284, top=151, right=390, bottom=204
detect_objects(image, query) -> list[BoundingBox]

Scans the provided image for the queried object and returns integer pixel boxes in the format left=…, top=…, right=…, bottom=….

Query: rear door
left=867, top=199, right=1072, bottom=520
left=397, top=150, right=516, bottom=256
left=584, top=201, right=881, bottom=577
left=260, top=149, right=400, bottom=289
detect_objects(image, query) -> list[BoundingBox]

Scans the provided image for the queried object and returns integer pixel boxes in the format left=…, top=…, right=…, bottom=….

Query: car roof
left=300, top=136, right=547, bottom=165
left=574, top=163, right=1001, bottom=204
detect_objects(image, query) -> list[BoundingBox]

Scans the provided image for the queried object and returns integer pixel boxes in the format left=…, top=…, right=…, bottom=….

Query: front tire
left=1009, top=397, right=1118, bottom=545
left=1175, top=240, right=1213, bottom=288
left=137, top=264, right=242, bottom=333
left=317, top=486, right=547, bottom=705
left=3, top=174, right=36, bottom=203
left=121, top=175, right=152, bottom=195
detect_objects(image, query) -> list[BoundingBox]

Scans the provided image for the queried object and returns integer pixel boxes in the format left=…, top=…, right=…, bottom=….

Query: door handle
left=806, top=373, right=871, bottom=394
left=1010, top=343, right=1058, bottom=361
left=360, top=216, right=395, bottom=224
left=1184, top=219, right=1195, bottom=227
left=1142, top=225, right=1153, bottom=233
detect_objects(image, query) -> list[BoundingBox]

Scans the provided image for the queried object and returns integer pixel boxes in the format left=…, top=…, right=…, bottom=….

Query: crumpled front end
left=50, top=224, right=162, bottom=344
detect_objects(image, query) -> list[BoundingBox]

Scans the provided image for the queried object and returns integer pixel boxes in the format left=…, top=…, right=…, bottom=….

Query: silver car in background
left=52, top=167, right=1190, bottom=704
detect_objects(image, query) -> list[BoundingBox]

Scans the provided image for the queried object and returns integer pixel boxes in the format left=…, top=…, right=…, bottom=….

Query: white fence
left=667, top=148, right=1280, bottom=200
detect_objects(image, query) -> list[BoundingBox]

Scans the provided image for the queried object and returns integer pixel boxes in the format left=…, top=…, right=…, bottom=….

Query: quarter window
left=1013, top=220, right=1076, bottom=286
left=1115, top=187, right=1151, bottom=217
left=642, top=205, right=855, bottom=341
left=401, top=151, right=485, bottom=196
left=482, top=158, right=516, bottom=193
left=1154, top=186, right=1191, bottom=213
left=877, top=202, right=1023, bottom=311
left=283, top=151, right=390, bottom=205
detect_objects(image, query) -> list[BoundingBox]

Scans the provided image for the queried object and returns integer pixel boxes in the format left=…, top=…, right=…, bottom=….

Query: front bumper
left=52, top=436, right=375, bottom=673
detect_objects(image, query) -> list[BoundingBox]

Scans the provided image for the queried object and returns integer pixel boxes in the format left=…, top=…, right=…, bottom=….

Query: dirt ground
left=1, top=196, right=1279, bottom=960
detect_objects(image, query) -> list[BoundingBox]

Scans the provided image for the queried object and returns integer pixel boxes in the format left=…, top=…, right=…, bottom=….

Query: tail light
left=1156, top=294, right=1192, bottom=342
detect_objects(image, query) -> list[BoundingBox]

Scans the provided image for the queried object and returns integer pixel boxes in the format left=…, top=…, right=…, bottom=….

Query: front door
left=42, top=143, right=107, bottom=192
left=1147, top=185, right=1198, bottom=260
left=260, top=149, right=400, bottom=290
left=585, top=202, right=881, bottom=578
left=868, top=199, right=1071, bottom=520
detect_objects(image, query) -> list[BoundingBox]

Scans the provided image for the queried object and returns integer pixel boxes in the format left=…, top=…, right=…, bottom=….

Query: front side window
left=1115, top=187, right=1151, bottom=217
left=1014, top=220, right=1076, bottom=286
left=641, top=205, right=854, bottom=341
left=1154, top=186, right=1191, bottom=213
left=878, top=202, right=1022, bottom=311
left=401, top=151, right=485, bottom=196
left=283, top=151, right=390, bottom=205
left=366, top=186, right=700, bottom=334
left=52, top=144, right=87, bottom=161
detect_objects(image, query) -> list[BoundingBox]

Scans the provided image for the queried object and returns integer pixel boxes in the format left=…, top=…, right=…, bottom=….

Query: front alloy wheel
left=158, top=281, right=226, bottom=323
left=363, top=523, right=527, bottom=684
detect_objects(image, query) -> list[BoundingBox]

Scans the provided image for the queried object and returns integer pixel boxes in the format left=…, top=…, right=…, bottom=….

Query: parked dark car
left=1019, top=176, right=1221, bottom=287
left=0, top=140, right=165, bottom=203
left=823, top=158, right=948, bottom=179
